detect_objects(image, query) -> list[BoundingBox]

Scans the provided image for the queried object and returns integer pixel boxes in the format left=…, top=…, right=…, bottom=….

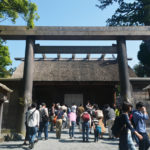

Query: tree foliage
left=133, top=63, right=150, bottom=77
left=0, top=40, right=12, bottom=77
left=0, top=0, right=39, bottom=78
left=97, top=0, right=150, bottom=26
left=138, top=42, right=150, bottom=66
left=0, top=0, right=39, bottom=28
left=135, top=41, right=150, bottom=77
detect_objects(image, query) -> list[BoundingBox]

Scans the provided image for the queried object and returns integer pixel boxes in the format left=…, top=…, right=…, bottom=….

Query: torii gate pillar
left=117, top=38, right=132, bottom=103
left=20, top=37, right=34, bottom=133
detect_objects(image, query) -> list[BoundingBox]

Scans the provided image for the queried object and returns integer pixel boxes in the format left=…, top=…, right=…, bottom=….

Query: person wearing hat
left=133, top=102, right=150, bottom=150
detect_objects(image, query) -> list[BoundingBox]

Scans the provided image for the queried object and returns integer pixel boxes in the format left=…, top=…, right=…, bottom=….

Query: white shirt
left=27, top=108, right=40, bottom=127
left=71, top=105, right=77, bottom=113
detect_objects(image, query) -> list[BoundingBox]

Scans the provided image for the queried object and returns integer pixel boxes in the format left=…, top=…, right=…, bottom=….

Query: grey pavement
left=0, top=127, right=120, bottom=150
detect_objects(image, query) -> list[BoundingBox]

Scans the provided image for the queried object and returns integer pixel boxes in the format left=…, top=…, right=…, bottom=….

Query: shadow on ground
left=0, top=144, right=30, bottom=150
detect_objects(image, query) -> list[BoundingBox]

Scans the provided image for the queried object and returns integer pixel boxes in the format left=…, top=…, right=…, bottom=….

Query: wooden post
left=117, top=38, right=132, bottom=103
left=0, top=103, right=3, bottom=135
left=72, top=54, right=75, bottom=60
left=86, top=54, right=90, bottom=60
left=57, top=53, right=61, bottom=60
left=20, top=37, right=34, bottom=133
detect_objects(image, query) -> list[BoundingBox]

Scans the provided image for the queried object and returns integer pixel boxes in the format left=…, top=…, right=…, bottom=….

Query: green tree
left=0, top=40, right=12, bottom=77
left=133, top=63, right=149, bottom=77
left=0, top=0, right=39, bottom=78
left=136, top=41, right=150, bottom=76
left=0, top=0, right=39, bottom=28
left=138, top=41, right=150, bottom=66
left=96, top=0, right=150, bottom=26
left=97, top=0, right=150, bottom=77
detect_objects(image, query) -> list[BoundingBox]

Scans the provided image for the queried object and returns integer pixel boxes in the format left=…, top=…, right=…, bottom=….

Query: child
left=93, top=119, right=101, bottom=142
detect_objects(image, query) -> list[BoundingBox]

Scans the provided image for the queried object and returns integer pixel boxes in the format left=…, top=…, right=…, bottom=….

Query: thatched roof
left=12, top=60, right=136, bottom=81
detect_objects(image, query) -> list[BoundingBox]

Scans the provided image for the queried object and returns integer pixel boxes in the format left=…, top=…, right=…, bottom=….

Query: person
left=71, top=103, right=77, bottom=113
left=38, top=103, right=49, bottom=140
left=55, top=106, right=64, bottom=139
left=115, top=105, right=120, bottom=117
left=93, top=119, right=101, bottom=142
left=81, top=110, right=91, bottom=142
left=94, top=104, right=103, bottom=120
left=77, top=104, right=85, bottom=117
left=23, top=106, right=31, bottom=145
left=119, top=102, right=143, bottom=150
left=68, top=110, right=76, bottom=139
left=77, top=104, right=85, bottom=130
left=98, top=115, right=106, bottom=139
left=133, top=102, right=150, bottom=150
left=49, top=103, right=55, bottom=131
left=86, top=101, right=92, bottom=110
left=27, top=103, right=40, bottom=149
left=61, top=104, right=67, bottom=112
left=104, top=104, right=116, bottom=139
left=62, top=109, right=68, bottom=129
left=86, top=101, right=93, bottom=115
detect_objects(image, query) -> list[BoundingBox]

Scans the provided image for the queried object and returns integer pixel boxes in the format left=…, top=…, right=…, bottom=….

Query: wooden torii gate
left=0, top=26, right=150, bottom=133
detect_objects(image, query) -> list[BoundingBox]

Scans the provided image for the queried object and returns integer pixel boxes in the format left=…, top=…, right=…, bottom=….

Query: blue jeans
left=28, top=126, right=38, bottom=144
left=69, top=121, right=76, bottom=138
left=139, top=132, right=150, bottom=150
left=127, top=132, right=136, bottom=150
left=82, top=122, right=90, bottom=142
left=38, top=121, right=49, bottom=139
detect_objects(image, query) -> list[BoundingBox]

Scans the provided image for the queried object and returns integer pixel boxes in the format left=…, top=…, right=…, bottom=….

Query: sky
left=1, top=0, right=142, bottom=69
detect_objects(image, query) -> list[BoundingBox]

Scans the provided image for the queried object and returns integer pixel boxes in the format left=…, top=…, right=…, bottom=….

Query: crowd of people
left=23, top=101, right=150, bottom=150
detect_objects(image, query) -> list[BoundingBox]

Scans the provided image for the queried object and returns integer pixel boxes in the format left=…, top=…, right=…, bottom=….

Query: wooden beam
left=15, top=57, right=132, bottom=61
left=100, top=54, right=105, bottom=60
left=42, top=54, right=46, bottom=59
left=1, top=26, right=150, bottom=40
left=34, top=45, right=117, bottom=54
left=86, top=54, right=90, bottom=60
left=57, top=54, right=61, bottom=60
left=72, top=54, right=75, bottom=60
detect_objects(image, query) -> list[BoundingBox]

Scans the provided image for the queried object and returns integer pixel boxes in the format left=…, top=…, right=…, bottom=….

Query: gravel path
left=0, top=127, right=121, bottom=150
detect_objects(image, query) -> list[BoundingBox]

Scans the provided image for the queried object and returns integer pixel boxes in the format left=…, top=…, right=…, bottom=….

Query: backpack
left=53, top=116, right=57, bottom=124
left=96, top=110, right=103, bottom=119
left=41, top=109, right=49, bottom=122
left=111, top=115, right=125, bottom=138
left=42, top=114, right=49, bottom=122
left=82, top=113, right=90, bottom=122
left=49, top=108, right=54, bottom=116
